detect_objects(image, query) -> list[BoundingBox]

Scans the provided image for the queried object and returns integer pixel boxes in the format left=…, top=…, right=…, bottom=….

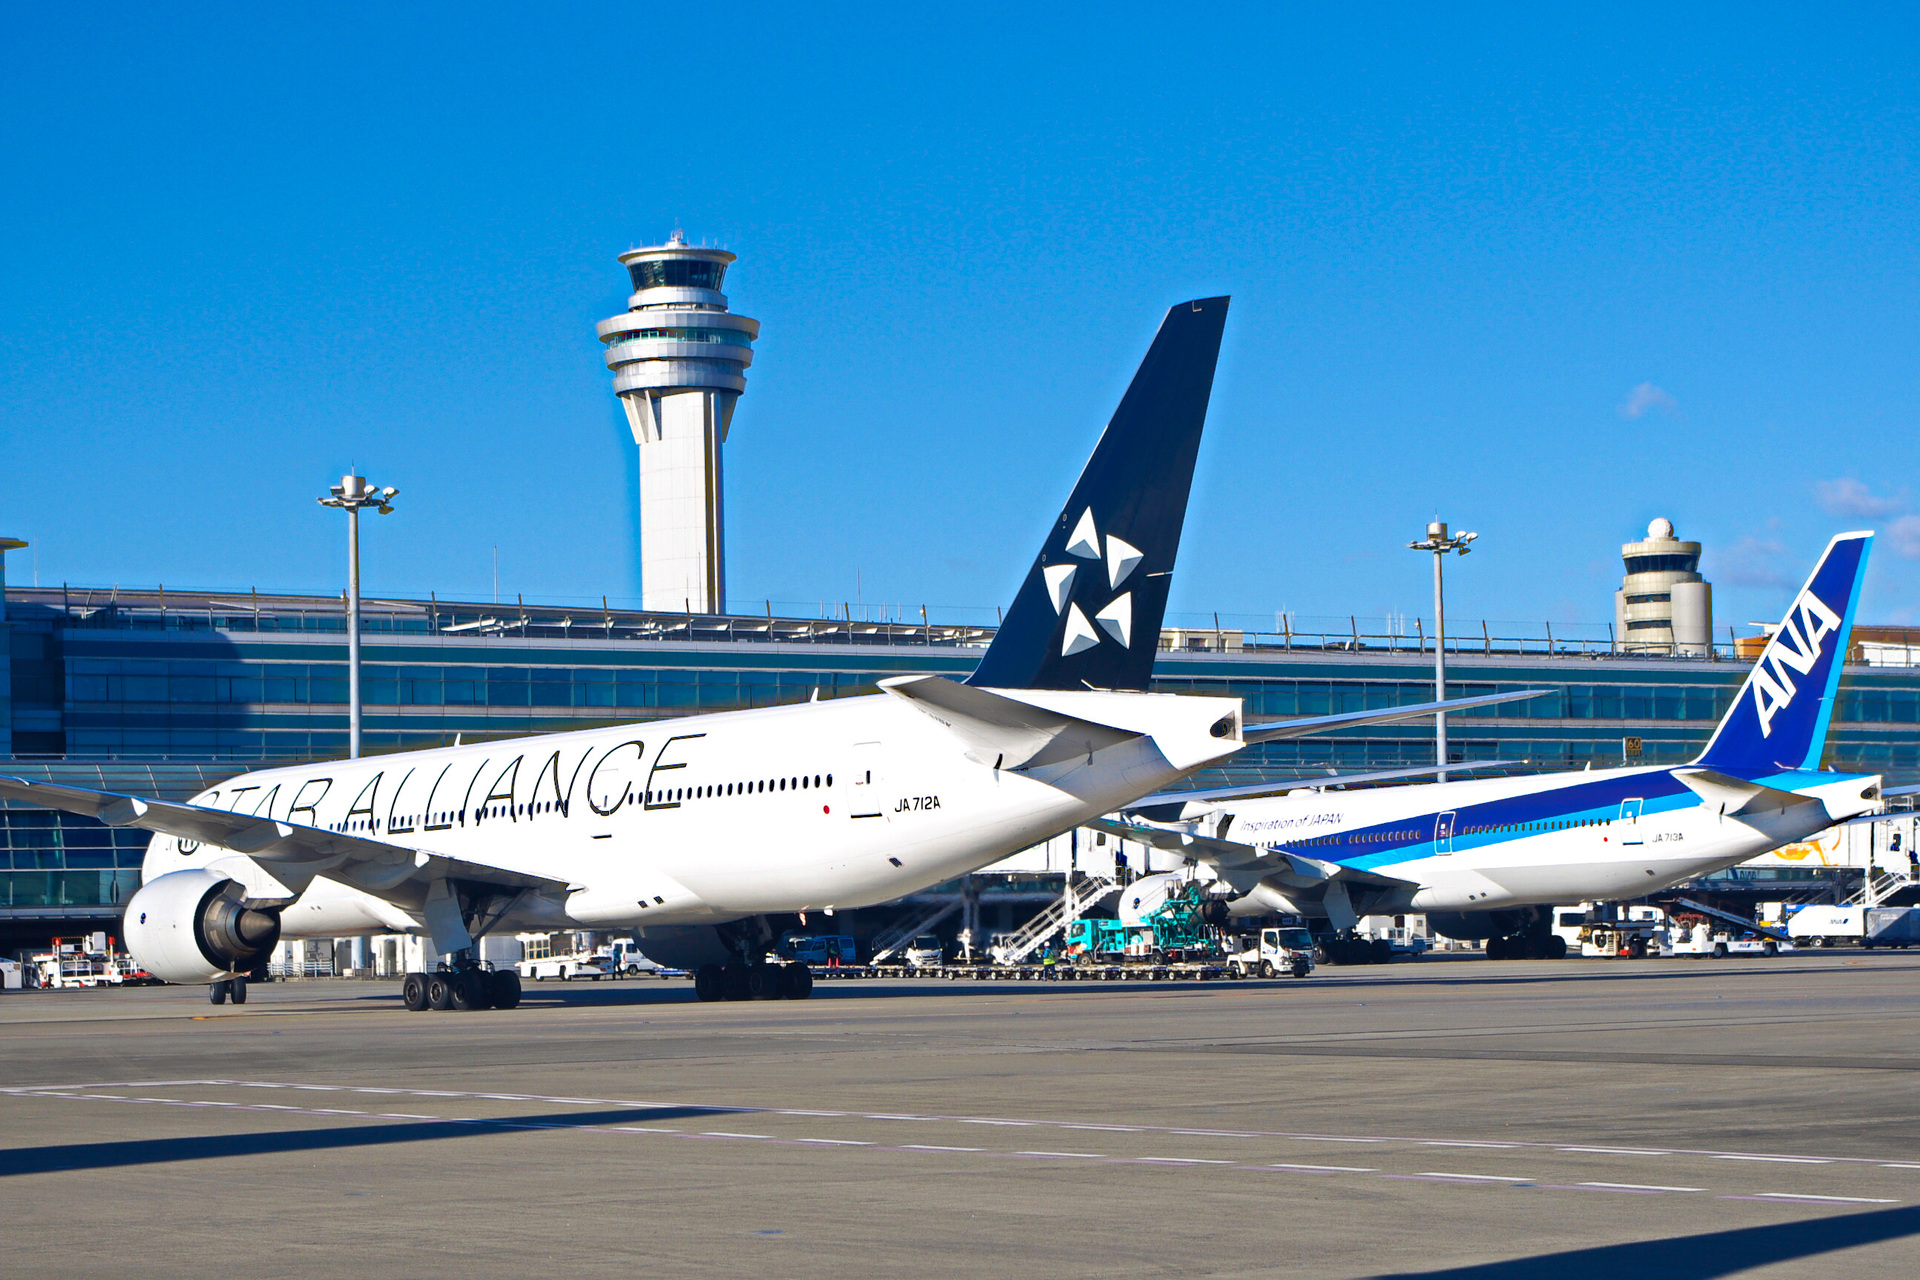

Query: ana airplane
left=1100, top=531, right=1887, bottom=962
left=0, top=297, right=1528, bottom=1010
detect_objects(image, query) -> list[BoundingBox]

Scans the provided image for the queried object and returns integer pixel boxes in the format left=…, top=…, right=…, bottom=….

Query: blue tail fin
left=966, top=297, right=1229, bottom=692
left=1694, top=531, right=1873, bottom=773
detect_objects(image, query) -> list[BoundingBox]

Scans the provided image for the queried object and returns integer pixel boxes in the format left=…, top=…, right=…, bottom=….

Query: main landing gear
left=209, top=976, right=248, bottom=1005
left=400, top=963, right=521, bottom=1012
left=1318, top=935, right=1393, bottom=966
left=693, top=961, right=813, bottom=1002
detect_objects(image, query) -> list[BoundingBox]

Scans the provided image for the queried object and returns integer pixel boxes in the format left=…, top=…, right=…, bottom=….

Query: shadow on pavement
left=1372, top=1206, right=1920, bottom=1279
left=0, top=1105, right=750, bottom=1176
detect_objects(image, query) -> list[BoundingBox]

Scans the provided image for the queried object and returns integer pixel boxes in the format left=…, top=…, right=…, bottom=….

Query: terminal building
left=3, top=239, right=1916, bottom=953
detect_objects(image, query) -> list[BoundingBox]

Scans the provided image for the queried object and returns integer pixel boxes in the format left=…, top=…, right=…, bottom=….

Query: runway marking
left=792, top=1138, right=873, bottom=1146
left=901, top=1145, right=982, bottom=1152
left=1017, top=1151, right=1106, bottom=1159
left=1747, top=1193, right=1900, bottom=1204
left=1411, top=1172, right=1535, bottom=1182
left=1581, top=1182, right=1704, bottom=1192
left=700, top=1132, right=770, bottom=1139
left=1125, top=1157, right=1233, bottom=1166
left=4, top=1080, right=1908, bottom=1185
left=1263, top=1163, right=1378, bottom=1173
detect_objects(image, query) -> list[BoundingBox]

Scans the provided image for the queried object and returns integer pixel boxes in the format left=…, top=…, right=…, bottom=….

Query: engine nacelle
left=125, top=870, right=283, bottom=985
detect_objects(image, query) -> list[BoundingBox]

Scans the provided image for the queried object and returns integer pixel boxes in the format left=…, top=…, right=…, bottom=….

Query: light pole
left=1408, top=520, right=1476, bottom=781
left=319, top=474, right=397, bottom=759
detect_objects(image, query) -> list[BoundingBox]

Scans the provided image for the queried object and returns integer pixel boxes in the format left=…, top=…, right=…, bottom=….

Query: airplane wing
left=1244, top=688, right=1551, bottom=743
left=0, top=774, right=569, bottom=904
left=1124, top=760, right=1525, bottom=812
left=1087, top=816, right=1418, bottom=896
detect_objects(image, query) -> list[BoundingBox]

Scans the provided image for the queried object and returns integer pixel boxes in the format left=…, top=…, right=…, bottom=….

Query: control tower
left=1615, top=517, right=1713, bottom=656
left=596, top=232, right=759, bottom=613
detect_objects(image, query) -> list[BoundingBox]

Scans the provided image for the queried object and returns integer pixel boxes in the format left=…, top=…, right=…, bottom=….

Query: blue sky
left=3, top=4, right=1918, bottom=636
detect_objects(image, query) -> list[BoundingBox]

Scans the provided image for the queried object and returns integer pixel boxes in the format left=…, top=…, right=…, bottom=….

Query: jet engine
left=124, top=869, right=282, bottom=985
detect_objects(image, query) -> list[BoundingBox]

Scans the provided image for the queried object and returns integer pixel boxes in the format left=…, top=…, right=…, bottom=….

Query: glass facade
left=6, top=584, right=1918, bottom=917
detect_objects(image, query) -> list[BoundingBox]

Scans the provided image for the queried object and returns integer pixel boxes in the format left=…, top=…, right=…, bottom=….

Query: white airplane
left=1, top=297, right=1532, bottom=1010
left=1101, top=532, right=1889, bottom=962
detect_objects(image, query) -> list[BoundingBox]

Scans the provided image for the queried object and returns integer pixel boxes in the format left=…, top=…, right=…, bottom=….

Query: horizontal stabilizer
left=0, top=774, right=567, bottom=902
left=1244, top=688, right=1551, bottom=744
left=880, top=675, right=1142, bottom=771
left=1671, top=767, right=1821, bottom=818
left=1124, top=760, right=1524, bottom=814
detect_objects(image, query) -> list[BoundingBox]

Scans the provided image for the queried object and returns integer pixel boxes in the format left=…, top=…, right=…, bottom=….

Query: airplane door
left=848, top=741, right=885, bottom=820
left=1433, top=811, right=1457, bottom=856
left=1619, top=797, right=1644, bottom=845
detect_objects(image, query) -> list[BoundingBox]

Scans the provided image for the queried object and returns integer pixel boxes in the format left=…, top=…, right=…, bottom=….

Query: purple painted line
left=1533, top=1184, right=1662, bottom=1195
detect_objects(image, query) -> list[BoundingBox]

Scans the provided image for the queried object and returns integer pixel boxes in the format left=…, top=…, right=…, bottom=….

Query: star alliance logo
left=1044, top=508, right=1143, bottom=656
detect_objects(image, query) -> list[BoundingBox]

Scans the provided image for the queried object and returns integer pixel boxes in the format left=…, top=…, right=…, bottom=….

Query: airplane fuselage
left=147, top=687, right=1239, bottom=940
left=1211, top=763, right=1881, bottom=918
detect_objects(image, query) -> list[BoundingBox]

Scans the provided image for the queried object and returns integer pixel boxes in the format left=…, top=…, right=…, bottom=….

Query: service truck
left=1225, top=926, right=1317, bottom=978
left=1785, top=904, right=1920, bottom=950
left=517, top=952, right=614, bottom=981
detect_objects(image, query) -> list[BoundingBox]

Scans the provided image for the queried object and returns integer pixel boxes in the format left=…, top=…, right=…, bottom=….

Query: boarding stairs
left=992, top=875, right=1118, bottom=965
left=868, top=899, right=964, bottom=964
left=1845, top=870, right=1915, bottom=909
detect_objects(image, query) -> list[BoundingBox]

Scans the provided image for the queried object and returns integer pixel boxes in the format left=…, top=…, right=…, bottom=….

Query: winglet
left=1694, top=531, right=1873, bottom=773
left=967, top=297, right=1229, bottom=691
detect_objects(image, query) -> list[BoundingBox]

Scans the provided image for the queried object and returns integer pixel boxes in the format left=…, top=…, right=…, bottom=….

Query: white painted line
left=1713, top=1155, right=1830, bottom=1165
left=793, top=1138, right=873, bottom=1146
left=901, top=1145, right=982, bottom=1152
left=1171, top=1129, right=1259, bottom=1137
left=1017, top=1151, right=1106, bottom=1159
left=1301, top=1137, right=1383, bottom=1143
left=1421, top=1141, right=1517, bottom=1149
left=1266, top=1163, right=1378, bottom=1173
left=1417, top=1173, right=1534, bottom=1182
left=779, top=1110, right=845, bottom=1117
left=1882, top=1163, right=1920, bottom=1170
left=961, top=1119, right=1034, bottom=1126
left=1558, top=1147, right=1668, bottom=1156
left=866, top=1114, right=928, bottom=1120
left=1128, top=1157, right=1234, bottom=1165
left=1581, top=1182, right=1704, bottom=1193
left=700, top=1132, right=770, bottom=1139
left=609, top=1126, right=679, bottom=1133
left=1753, top=1193, right=1898, bottom=1204
left=1064, top=1124, right=1141, bottom=1132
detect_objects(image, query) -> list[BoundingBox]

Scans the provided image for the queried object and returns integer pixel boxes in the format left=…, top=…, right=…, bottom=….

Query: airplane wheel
left=487, top=969, right=522, bottom=1009
left=1372, top=939, right=1393, bottom=964
left=230, top=976, right=248, bottom=1004
left=746, top=965, right=780, bottom=1000
left=722, top=964, right=752, bottom=1001
left=427, top=974, right=454, bottom=1009
left=1484, top=937, right=1506, bottom=960
left=693, top=964, right=724, bottom=1002
left=209, top=980, right=228, bottom=1005
left=450, top=970, right=489, bottom=1011
left=780, top=963, right=813, bottom=999
left=1548, top=935, right=1569, bottom=959
left=402, top=972, right=430, bottom=1011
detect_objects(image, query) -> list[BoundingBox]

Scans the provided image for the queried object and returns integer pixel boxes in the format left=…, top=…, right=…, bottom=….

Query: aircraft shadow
left=0, top=1105, right=742, bottom=1177
left=1371, top=1205, right=1920, bottom=1279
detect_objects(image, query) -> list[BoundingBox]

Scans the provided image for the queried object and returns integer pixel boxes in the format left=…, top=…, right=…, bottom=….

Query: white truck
left=517, top=952, right=614, bottom=982
left=1226, top=926, right=1317, bottom=978
left=595, top=938, right=664, bottom=976
left=903, top=934, right=945, bottom=967
left=1785, top=904, right=1920, bottom=950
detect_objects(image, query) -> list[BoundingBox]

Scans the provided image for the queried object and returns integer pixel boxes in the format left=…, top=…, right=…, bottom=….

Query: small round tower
left=1615, top=518, right=1713, bottom=656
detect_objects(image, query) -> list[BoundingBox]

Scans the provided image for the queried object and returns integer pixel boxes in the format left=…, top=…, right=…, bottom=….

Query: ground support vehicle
left=1666, top=921, right=1791, bottom=958
left=1785, top=905, right=1920, bottom=949
left=595, top=938, right=666, bottom=977
left=778, top=934, right=858, bottom=966
left=1225, top=927, right=1317, bottom=978
left=517, top=953, right=615, bottom=982
left=902, top=934, right=945, bottom=967
left=1579, top=920, right=1665, bottom=959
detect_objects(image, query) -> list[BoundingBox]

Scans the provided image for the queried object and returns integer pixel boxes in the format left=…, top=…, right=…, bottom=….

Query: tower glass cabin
left=596, top=232, right=759, bottom=613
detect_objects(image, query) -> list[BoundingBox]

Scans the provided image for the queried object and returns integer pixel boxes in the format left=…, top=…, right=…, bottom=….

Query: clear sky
left=3, top=4, right=1917, bottom=638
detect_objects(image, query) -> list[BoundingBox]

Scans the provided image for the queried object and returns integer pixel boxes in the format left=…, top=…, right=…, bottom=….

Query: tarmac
left=4, top=952, right=1919, bottom=1279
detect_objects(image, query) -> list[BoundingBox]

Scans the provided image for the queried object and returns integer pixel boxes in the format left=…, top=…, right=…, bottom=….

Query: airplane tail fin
left=1693, top=531, right=1872, bottom=773
left=966, top=297, right=1229, bottom=691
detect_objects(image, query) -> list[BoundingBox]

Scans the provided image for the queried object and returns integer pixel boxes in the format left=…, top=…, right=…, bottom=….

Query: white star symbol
left=1050, top=508, right=1141, bottom=655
